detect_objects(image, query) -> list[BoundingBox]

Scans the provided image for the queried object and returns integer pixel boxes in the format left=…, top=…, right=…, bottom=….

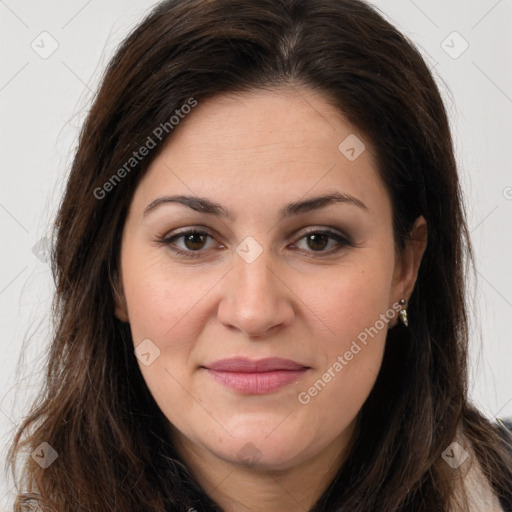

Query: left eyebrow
left=143, top=191, right=369, bottom=221
left=281, top=192, right=369, bottom=217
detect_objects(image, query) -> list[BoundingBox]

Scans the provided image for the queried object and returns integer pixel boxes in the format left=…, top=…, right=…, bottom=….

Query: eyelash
left=156, top=228, right=353, bottom=259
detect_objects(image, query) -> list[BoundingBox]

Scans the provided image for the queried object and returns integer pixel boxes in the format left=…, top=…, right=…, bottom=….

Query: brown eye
left=294, top=230, right=351, bottom=254
left=305, top=233, right=330, bottom=251
left=158, top=228, right=351, bottom=259
left=181, top=232, right=209, bottom=251
left=160, top=229, right=218, bottom=258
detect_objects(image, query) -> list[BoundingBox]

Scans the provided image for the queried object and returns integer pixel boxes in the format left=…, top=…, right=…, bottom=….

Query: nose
left=217, top=245, right=295, bottom=338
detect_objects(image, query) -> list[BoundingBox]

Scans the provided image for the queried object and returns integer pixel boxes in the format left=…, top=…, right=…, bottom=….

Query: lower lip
left=204, top=368, right=309, bottom=394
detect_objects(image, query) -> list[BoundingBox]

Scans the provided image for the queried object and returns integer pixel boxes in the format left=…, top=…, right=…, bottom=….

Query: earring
left=399, top=298, right=408, bottom=327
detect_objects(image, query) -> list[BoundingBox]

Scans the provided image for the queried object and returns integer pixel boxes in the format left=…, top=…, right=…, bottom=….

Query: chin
left=211, top=432, right=309, bottom=471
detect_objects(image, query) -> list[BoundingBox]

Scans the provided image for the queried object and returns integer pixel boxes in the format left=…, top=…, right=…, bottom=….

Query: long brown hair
left=9, top=0, right=512, bottom=510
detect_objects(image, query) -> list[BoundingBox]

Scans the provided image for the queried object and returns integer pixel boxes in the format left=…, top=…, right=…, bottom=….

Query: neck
left=170, top=420, right=356, bottom=512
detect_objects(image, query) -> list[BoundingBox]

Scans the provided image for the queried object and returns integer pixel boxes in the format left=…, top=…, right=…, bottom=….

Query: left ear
left=390, top=215, right=428, bottom=321
left=112, top=268, right=130, bottom=323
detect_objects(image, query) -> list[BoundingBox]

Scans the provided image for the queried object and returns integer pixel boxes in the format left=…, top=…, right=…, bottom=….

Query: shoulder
left=449, top=419, right=512, bottom=512
left=459, top=451, right=504, bottom=512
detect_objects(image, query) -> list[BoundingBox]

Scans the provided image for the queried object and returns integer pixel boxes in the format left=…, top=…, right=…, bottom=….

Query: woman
left=9, top=0, right=512, bottom=511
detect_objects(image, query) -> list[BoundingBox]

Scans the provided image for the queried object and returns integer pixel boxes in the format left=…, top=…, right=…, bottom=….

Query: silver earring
left=399, top=298, right=408, bottom=327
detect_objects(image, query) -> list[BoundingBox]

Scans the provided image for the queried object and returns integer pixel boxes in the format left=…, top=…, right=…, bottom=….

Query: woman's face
left=115, top=86, right=425, bottom=473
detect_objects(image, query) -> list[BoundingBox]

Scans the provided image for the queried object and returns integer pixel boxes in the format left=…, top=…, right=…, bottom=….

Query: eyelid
left=156, top=225, right=354, bottom=260
left=293, top=225, right=352, bottom=243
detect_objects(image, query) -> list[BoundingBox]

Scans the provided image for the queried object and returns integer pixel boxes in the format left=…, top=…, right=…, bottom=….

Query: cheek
left=121, top=242, right=210, bottom=342
left=119, top=243, right=242, bottom=420
left=299, top=252, right=394, bottom=399
left=294, top=274, right=391, bottom=433
left=308, top=255, right=394, bottom=347
left=122, top=266, right=206, bottom=425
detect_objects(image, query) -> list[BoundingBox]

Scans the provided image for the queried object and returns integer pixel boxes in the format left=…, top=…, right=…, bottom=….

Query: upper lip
left=203, top=357, right=309, bottom=372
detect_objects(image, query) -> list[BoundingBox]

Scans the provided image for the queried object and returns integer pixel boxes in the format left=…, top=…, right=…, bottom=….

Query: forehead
left=166, top=86, right=372, bottom=160
left=129, top=86, right=390, bottom=224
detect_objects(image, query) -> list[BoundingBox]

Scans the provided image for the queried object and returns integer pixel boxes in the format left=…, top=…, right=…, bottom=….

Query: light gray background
left=1, top=0, right=511, bottom=507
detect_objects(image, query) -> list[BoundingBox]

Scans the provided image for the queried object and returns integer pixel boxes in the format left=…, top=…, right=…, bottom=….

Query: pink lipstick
left=202, top=357, right=310, bottom=394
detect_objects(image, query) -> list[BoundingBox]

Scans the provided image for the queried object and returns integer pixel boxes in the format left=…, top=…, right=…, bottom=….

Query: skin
left=114, top=86, right=427, bottom=511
